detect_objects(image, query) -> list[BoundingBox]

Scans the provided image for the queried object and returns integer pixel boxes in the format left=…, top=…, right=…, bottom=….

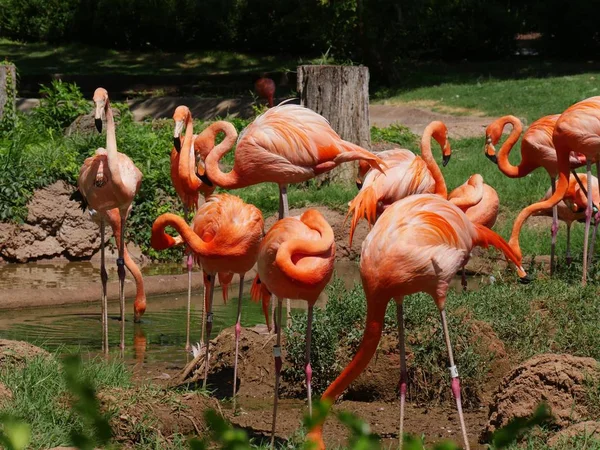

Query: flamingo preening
left=307, top=194, right=527, bottom=450
left=250, top=209, right=335, bottom=445
left=150, top=194, right=264, bottom=401
left=74, top=87, right=143, bottom=353
left=254, top=76, right=276, bottom=108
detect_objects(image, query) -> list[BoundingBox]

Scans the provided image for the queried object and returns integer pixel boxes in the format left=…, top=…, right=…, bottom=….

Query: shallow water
left=0, top=259, right=485, bottom=366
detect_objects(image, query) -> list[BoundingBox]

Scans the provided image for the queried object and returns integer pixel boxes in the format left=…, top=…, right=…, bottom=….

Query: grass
left=374, top=62, right=600, bottom=123
left=0, top=38, right=301, bottom=77
left=0, top=353, right=130, bottom=449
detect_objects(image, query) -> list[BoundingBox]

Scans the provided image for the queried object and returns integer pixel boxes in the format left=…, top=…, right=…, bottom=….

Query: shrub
left=32, top=80, right=90, bottom=131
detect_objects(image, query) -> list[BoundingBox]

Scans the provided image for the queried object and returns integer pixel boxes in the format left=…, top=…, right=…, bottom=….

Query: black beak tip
left=442, top=155, right=451, bottom=167
left=95, top=118, right=102, bottom=133
left=173, top=137, right=181, bottom=153
left=356, top=181, right=362, bottom=190
left=486, top=153, right=498, bottom=165
left=197, top=171, right=214, bottom=187
left=519, top=274, right=533, bottom=285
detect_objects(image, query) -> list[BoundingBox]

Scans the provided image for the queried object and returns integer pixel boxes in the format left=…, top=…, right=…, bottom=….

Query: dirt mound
left=484, top=354, right=599, bottom=438
left=99, top=386, right=213, bottom=446
left=548, top=421, right=600, bottom=447
left=0, top=339, right=51, bottom=367
left=264, top=206, right=369, bottom=261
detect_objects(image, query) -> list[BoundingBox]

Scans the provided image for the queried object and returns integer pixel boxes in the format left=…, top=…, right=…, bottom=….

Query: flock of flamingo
left=71, top=82, right=600, bottom=449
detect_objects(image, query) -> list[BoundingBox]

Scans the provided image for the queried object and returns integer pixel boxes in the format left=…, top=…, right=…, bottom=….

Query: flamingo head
left=93, top=87, right=108, bottom=133
left=172, top=105, right=191, bottom=152
left=355, top=160, right=371, bottom=190
left=484, top=121, right=503, bottom=164
left=434, top=123, right=452, bottom=167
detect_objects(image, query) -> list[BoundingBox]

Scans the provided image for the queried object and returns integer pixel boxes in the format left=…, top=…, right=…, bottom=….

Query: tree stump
left=297, top=65, right=371, bottom=185
left=0, top=64, right=17, bottom=126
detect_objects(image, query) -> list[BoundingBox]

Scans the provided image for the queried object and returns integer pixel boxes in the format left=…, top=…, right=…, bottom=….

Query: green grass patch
left=0, top=354, right=129, bottom=449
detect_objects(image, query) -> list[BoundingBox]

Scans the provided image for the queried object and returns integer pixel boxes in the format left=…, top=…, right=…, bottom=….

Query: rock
left=484, top=354, right=599, bottom=438
left=65, top=108, right=120, bottom=136
left=548, top=421, right=600, bottom=447
left=0, top=181, right=111, bottom=262
left=0, top=339, right=51, bottom=367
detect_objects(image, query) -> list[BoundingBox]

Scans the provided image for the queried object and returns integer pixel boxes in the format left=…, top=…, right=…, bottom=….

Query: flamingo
left=532, top=173, right=600, bottom=266
left=509, top=97, right=600, bottom=284
left=447, top=174, right=500, bottom=289
left=347, top=121, right=451, bottom=245
left=307, top=194, right=527, bottom=450
left=484, top=115, right=586, bottom=273
left=76, top=87, right=142, bottom=353
left=254, top=75, right=276, bottom=108
left=171, top=105, right=236, bottom=350
left=150, top=194, right=264, bottom=398
left=250, top=209, right=335, bottom=444
left=199, top=104, right=387, bottom=221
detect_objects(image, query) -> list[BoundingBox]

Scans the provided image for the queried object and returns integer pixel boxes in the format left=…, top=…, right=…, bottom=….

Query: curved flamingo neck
left=104, top=99, right=127, bottom=203
left=204, top=122, right=242, bottom=188
left=275, top=211, right=335, bottom=291
left=420, top=122, right=447, bottom=197
left=449, top=175, right=484, bottom=209
left=508, top=150, right=570, bottom=259
left=150, top=213, right=209, bottom=255
left=496, top=117, right=531, bottom=178
left=178, top=111, right=199, bottom=192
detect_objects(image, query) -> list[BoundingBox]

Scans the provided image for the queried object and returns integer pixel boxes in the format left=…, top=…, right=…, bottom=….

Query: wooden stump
left=297, top=65, right=371, bottom=185
left=0, top=64, right=17, bottom=125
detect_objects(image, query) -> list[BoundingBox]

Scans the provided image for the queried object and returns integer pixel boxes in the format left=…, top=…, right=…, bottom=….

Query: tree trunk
left=0, top=64, right=17, bottom=125
left=297, top=65, right=371, bottom=185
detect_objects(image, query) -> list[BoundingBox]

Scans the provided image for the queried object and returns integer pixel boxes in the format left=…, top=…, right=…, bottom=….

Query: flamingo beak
left=442, top=154, right=451, bottom=167
left=173, top=121, right=184, bottom=152
left=173, top=137, right=181, bottom=152
left=94, top=102, right=104, bottom=133
left=485, top=137, right=498, bottom=164
left=356, top=179, right=363, bottom=190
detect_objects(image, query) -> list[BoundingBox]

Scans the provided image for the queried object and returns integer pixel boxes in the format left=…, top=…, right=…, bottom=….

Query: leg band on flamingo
left=273, top=345, right=282, bottom=374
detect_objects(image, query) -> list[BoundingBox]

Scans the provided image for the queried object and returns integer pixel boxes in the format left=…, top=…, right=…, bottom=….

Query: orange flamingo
left=171, top=106, right=235, bottom=350
left=200, top=104, right=387, bottom=221
left=254, top=75, right=276, bottom=108
left=484, top=114, right=586, bottom=273
left=150, top=194, right=264, bottom=398
left=250, top=209, right=335, bottom=444
left=509, top=97, right=600, bottom=284
left=76, top=87, right=143, bottom=353
left=307, top=194, right=527, bottom=450
left=533, top=173, right=600, bottom=266
left=448, top=174, right=500, bottom=290
left=348, top=121, right=451, bottom=244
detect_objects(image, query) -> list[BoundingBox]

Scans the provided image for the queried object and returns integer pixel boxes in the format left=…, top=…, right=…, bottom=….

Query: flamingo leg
left=278, top=184, right=292, bottom=328
left=440, top=308, right=470, bottom=450
left=566, top=222, right=573, bottom=265
left=184, top=205, right=192, bottom=352
left=233, top=274, right=245, bottom=412
left=396, top=302, right=407, bottom=449
left=305, top=305, right=314, bottom=417
left=550, top=177, right=558, bottom=276
left=590, top=161, right=600, bottom=269
left=200, top=273, right=207, bottom=348
left=202, top=273, right=215, bottom=389
left=270, top=297, right=284, bottom=448
left=100, top=219, right=109, bottom=354
left=583, top=161, right=593, bottom=285
left=117, top=210, right=127, bottom=355
left=461, top=267, right=467, bottom=292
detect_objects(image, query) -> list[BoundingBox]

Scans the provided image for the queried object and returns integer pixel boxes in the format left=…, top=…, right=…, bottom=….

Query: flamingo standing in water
left=509, top=97, right=600, bottom=284
left=171, top=105, right=237, bottom=350
left=250, top=209, right=335, bottom=445
left=484, top=115, right=586, bottom=273
left=532, top=173, right=600, bottom=266
left=150, top=194, right=264, bottom=397
left=307, top=194, right=527, bottom=450
left=348, top=121, right=451, bottom=244
left=254, top=75, right=276, bottom=108
left=76, top=87, right=143, bottom=353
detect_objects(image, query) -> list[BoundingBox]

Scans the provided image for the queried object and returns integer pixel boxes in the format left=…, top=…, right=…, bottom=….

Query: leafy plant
left=32, top=80, right=90, bottom=131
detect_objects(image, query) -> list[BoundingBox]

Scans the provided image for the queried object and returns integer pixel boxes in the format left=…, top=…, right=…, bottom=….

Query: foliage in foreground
left=0, top=352, right=560, bottom=449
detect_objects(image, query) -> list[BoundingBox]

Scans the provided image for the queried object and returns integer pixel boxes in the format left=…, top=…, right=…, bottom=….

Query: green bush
left=32, top=80, right=90, bottom=131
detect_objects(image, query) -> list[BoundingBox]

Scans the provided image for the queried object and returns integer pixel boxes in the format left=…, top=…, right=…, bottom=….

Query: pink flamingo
left=76, top=87, right=142, bottom=353
left=255, top=76, right=276, bottom=108
left=150, top=194, right=264, bottom=403
left=307, top=194, right=527, bottom=450
left=250, top=209, right=335, bottom=444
